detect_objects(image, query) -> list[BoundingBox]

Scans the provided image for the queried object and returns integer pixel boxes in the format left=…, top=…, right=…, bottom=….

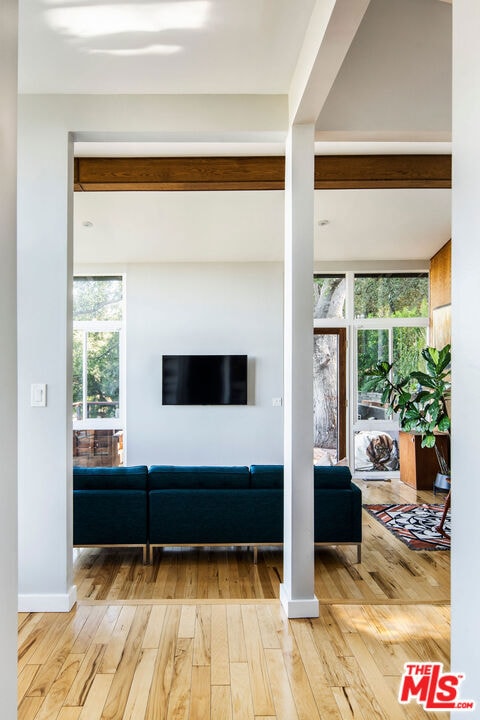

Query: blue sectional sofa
left=73, top=463, right=362, bottom=565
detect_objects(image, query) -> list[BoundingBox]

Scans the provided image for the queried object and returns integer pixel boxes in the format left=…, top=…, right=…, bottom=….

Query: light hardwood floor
left=18, top=479, right=450, bottom=719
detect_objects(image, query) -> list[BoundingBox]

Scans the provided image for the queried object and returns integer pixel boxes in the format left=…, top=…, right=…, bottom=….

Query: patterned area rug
left=364, top=503, right=451, bottom=550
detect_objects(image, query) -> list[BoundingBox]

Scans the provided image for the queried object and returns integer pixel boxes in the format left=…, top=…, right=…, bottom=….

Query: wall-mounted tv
left=162, top=355, right=248, bottom=405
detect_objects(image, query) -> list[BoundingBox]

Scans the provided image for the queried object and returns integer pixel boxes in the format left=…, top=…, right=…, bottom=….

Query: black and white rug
left=364, top=503, right=451, bottom=550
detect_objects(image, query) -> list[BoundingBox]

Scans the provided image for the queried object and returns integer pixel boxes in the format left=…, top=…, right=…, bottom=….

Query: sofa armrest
left=73, top=489, right=147, bottom=545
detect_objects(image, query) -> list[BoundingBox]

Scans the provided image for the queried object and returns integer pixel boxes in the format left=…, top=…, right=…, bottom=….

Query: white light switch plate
left=31, top=383, right=47, bottom=407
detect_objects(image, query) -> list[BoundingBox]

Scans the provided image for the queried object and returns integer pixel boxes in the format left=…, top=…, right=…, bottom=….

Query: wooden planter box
left=399, top=431, right=450, bottom=491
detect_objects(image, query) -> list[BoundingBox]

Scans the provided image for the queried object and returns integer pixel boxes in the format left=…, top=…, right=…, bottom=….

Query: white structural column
left=0, top=0, right=19, bottom=714
left=281, top=123, right=319, bottom=619
left=451, top=0, right=480, bottom=710
left=17, top=115, right=76, bottom=612
left=280, top=0, right=368, bottom=619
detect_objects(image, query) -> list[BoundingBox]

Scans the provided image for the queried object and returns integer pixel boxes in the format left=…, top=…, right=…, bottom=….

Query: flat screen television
left=162, top=355, right=248, bottom=405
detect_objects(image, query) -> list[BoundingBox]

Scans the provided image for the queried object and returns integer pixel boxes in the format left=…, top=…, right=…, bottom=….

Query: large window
left=353, top=273, right=428, bottom=475
left=73, top=329, right=120, bottom=421
left=73, top=276, right=124, bottom=466
left=354, top=272, right=428, bottom=319
left=314, top=271, right=429, bottom=476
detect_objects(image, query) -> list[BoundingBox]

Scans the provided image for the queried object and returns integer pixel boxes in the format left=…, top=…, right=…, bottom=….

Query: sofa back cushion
left=148, top=465, right=250, bottom=489
left=249, top=464, right=284, bottom=489
left=250, top=464, right=352, bottom=490
left=314, top=465, right=352, bottom=489
left=73, top=465, right=148, bottom=491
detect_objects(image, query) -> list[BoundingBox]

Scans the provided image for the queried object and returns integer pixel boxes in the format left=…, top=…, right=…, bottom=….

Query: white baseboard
left=280, top=583, right=319, bottom=618
left=18, top=585, right=77, bottom=612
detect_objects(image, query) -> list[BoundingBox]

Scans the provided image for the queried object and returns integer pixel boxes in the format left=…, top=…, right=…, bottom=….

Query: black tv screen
left=162, top=355, right=248, bottom=405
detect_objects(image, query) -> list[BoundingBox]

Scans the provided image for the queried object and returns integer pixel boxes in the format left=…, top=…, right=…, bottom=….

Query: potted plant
left=364, top=344, right=451, bottom=486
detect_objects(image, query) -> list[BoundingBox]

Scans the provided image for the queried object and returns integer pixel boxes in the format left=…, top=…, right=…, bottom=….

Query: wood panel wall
left=430, top=240, right=451, bottom=310
left=429, top=239, right=451, bottom=341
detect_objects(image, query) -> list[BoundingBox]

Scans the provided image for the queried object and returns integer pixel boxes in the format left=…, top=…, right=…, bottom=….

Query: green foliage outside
left=73, top=331, right=120, bottom=419
left=357, top=326, right=428, bottom=398
left=355, top=275, right=428, bottom=396
left=364, top=345, right=451, bottom=462
left=354, top=274, right=428, bottom=319
left=357, top=328, right=388, bottom=397
left=72, top=330, right=83, bottom=410
left=73, top=276, right=123, bottom=321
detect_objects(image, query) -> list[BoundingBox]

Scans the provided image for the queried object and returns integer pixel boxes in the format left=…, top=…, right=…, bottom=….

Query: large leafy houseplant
left=364, top=344, right=451, bottom=473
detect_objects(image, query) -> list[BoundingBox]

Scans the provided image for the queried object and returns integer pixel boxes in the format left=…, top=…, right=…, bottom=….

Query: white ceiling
left=18, top=0, right=452, bottom=265
left=74, top=188, right=451, bottom=265
left=316, top=0, right=452, bottom=136
left=18, top=0, right=316, bottom=94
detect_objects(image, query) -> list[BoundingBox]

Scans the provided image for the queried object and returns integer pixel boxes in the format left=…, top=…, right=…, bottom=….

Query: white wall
left=0, top=0, right=18, bottom=715
left=17, top=93, right=287, bottom=610
left=451, top=0, right=480, bottom=710
left=125, top=262, right=284, bottom=466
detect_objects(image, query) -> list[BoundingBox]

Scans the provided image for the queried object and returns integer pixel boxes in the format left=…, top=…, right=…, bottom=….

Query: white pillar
left=17, top=112, right=76, bottom=612
left=451, top=0, right=480, bottom=709
left=281, top=124, right=319, bottom=618
left=0, top=0, right=19, bottom=714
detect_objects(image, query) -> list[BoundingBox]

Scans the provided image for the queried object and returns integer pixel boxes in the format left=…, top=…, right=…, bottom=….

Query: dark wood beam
left=74, top=154, right=451, bottom=192
left=314, top=155, right=451, bottom=189
left=75, top=156, right=285, bottom=192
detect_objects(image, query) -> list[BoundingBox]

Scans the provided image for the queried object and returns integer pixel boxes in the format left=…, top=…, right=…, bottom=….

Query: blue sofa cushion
left=73, top=465, right=148, bottom=491
left=314, top=465, right=352, bottom=489
left=249, top=464, right=284, bottom=488
left=149, top=488, right=283, bottom=544
left=250, top=464, right=352, bottom=490
left=148, top=465, right=250, bottom=489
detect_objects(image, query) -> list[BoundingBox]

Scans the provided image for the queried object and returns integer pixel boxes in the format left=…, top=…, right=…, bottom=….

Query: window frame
left=72, top=277, right=125, bottom=432
left=314, top=269, right=429, bottom=477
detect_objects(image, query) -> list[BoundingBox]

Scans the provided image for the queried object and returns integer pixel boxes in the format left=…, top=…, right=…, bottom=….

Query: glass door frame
left=313, top=327, right=347, bottom=461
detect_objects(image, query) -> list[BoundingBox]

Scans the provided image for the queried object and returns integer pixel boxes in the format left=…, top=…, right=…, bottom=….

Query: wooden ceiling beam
left=74, top=154, right=451, bottom=191
left=74, top=156, right=285, bottom=192
left=314, top=155, right=452, bottom=189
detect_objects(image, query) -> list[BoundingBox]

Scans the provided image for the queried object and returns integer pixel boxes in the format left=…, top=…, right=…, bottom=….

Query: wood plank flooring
left=19, top=479, right=450, bottom=719
left=73, top=479, right=450, bottom=605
